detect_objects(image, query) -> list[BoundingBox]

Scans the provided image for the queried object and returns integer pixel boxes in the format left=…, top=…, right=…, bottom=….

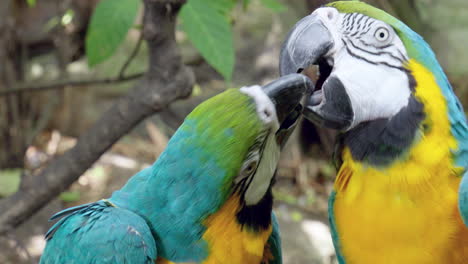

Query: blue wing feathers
left=40, top=201, right=157, bottom=264
left=328, top=191, right=346, bottom=264
left=459, top=171, right=468, bottom=227
left=264, top=213, right=282, bottom=264
left=401, top=22, right=468, bottom=169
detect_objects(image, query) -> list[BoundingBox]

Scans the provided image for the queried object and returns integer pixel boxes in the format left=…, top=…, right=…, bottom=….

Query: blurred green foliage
left=59, top=191, right=81, bottom=203
left=84, top=0, right=285, bottom=81
left=26, top=0, right=36, bottom=7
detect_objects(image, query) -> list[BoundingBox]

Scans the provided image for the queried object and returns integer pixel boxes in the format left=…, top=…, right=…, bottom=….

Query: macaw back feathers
left=40, top=200, right=157, bottom=264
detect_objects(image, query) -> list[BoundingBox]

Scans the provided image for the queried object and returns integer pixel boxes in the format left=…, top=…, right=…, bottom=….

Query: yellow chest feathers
left=201, top=195, right=272, bottom=264
left=332, top=60, right=468, bottom=263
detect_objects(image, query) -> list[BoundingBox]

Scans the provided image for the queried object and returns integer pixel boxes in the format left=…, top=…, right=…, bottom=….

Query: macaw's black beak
left=262, top=74, right=314, bottom=148
left=279, top=13, right=334, bottom=76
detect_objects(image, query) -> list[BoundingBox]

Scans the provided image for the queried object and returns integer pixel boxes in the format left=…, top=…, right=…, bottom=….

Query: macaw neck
left=340, top=93, right=424, bottom=166
left=236, top=187, right=273, bottom=232
left=338, top=59, right=461, bottom=169
left=338, top=67, right=424, bottom=167
left=336, top=59, right=460, bottom=188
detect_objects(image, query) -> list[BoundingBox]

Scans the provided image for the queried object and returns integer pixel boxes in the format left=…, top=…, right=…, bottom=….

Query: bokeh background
left=0, top=0, right=467, bottom=263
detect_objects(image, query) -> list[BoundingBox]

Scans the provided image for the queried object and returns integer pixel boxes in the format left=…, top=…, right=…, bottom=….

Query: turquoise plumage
left=263, top=214, right=282, bottom=264
left=459, top=172, right=468, bottom=225
left=41, top=200, right=156, bottom=263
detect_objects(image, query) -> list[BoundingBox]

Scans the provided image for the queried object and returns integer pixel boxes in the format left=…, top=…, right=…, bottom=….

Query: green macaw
left=39, top=74, right=313, bottom=264
left=280, top=1, right=468, bottom=264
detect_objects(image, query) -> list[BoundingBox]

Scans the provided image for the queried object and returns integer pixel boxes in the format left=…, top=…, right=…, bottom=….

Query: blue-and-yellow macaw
left=39, top=74, right=313, bottom=264
left=280, top=1, right=468, bottom=263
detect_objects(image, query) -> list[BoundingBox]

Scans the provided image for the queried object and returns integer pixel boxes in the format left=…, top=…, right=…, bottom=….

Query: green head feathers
left=167, top=89, right=268, bottom=200
left=181, top=88, right=265, bottom=195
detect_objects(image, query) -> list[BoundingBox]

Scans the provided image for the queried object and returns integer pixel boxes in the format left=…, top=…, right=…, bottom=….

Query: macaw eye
left=243, top=160, right=258, bottom=175
left=374, top=27, right=390, bottom=42
left=235, top=154, right=260, bottom=184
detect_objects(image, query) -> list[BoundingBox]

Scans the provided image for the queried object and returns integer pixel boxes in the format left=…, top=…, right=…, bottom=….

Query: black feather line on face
left=230, top=129, right=275, bottom=231
left=233, top=129, right=269, bottom=198
left=342, top=39, right=406, bottom=71
left=347, top=39, right=405, bottom=64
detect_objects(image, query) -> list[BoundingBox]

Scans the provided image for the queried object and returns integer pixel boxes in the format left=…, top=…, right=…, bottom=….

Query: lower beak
left=262, top=74, right=313, bottom=147
left=279, top=13, right=334, bottom=76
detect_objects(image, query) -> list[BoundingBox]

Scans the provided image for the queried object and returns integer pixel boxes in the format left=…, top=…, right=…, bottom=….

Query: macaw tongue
left=309, top=89, right=323, bottom=106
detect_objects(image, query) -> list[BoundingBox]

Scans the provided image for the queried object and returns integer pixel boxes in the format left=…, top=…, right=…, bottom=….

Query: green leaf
left=209, top=0, right=237, bottom=15
left=260, top=0, right=286, bottom=12
left=180, top=0, right=235, bottom=80
left=60, top=191, right=81, bottom=202
left=0, top=169, right=21, bottom=197
left=86, top=0, right=140, bottom=67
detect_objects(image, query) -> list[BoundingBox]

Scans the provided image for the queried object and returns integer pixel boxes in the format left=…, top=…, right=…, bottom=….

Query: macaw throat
left=337, top=73, right=425, bottom=167
left=236, top=186, right=273, bottom=232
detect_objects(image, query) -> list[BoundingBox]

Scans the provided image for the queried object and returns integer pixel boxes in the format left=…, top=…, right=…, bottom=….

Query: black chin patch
left=342, top=95, right=425, bottom=166
left=236, top=186, right=273, bottom=232
left=303, top=76, right=353, bottom=130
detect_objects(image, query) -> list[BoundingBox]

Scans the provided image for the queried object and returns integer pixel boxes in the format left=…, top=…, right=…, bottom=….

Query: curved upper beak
left=262, top=74, right=314, bottom=147
left=279, top=13, right=334, bottom=76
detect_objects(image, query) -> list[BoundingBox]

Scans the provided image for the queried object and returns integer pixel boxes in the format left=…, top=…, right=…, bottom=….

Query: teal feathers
left=40, top=200, right=156, bottom=264
left=327, top=191, right=345, bottom=264
left=264, top=213, right=283, bottom=264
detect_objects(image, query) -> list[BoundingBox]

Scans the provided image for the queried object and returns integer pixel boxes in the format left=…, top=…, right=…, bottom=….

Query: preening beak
left=279, top=13, right=334, bottom=76
left=262, top=74, right=314, bottom=147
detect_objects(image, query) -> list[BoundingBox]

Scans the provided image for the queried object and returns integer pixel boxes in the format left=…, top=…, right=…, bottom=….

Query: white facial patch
left=239, top=85, right=282, bottom=205
left=240, top=85, right=279, bottom=129
left=333, top=53, right=411, bottom=129
left=243, top=131, right=280, bottom=206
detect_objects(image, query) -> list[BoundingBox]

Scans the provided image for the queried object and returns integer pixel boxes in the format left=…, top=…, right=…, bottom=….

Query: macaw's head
left=280, top=1, right=467, bottom=166
left=166, top=74, right=311, bottom=229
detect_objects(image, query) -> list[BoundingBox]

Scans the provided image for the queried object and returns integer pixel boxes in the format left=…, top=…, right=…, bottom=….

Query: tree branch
left=0, top=0, right=193, bottom=235
left=0, top=73, right=144, bottom=97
